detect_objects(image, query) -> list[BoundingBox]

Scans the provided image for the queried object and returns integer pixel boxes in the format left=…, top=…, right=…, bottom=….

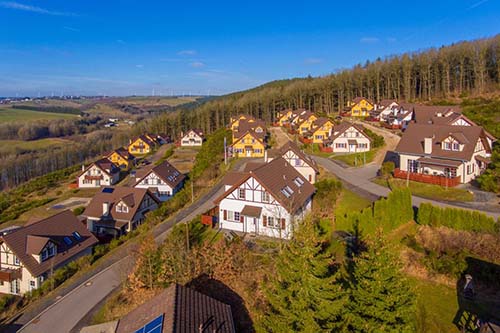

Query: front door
left=349, top=144, right=356, bottom=152
left=246, top=149, right=252, bottom=157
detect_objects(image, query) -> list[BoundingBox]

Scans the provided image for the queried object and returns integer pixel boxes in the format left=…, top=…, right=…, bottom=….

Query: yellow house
left=346, top=97, right=374, bottom=117
left=128, top=135, right=155, bottom=155
left=310, top=118, right=334, bottom=143
left=230, top=114, right=256, bottom=131
left=232, top=119, right=266, bottom=144
left=277, top=109, right=292, bottom=126
left=297, top=114, right=318, bottom=135
left=231, top=131, right=265, bottom=158
left=107, top=147, right=135, bottom=171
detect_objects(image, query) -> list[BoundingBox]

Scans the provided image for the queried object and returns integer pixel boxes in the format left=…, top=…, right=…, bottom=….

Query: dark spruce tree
left=346, top=234, right=415, bottom=333
left=260, top=218, right=346, bottom=332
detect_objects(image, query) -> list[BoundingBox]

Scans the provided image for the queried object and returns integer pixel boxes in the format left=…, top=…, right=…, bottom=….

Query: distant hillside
left=142, top=34, right=500, bottom=139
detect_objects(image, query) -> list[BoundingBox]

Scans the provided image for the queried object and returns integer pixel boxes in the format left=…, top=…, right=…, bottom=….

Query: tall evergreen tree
left=260, top=219, right=346, bottom=333
left=346, top=234, right=415, bottom=333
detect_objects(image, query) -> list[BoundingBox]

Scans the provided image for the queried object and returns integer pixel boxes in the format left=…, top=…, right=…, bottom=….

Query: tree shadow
left=186, top=274, right=255, bottom=333
left=452, top=257, right=500, bottom=332
left=383, top=150, right=399, bottom=166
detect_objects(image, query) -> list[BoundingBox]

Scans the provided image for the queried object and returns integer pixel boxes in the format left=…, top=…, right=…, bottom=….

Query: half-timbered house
left=214, top=157, right=315, bottom=239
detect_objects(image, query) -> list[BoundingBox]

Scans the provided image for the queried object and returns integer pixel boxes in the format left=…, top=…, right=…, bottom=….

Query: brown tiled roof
left=411, top=105, right=462, bottom=124
left=352, top=97, right=373, bottom=105
left=187, top=128, right=204, bottom=138
left=135, top=134, right=156, bottom=147
left=231, top=130, right=266, bottom=147
left=243, top=162, right=266, bottom=172
left=278, top=141, right=319, bottom=172
left=0, top=210, right=98, bottom=277
left=115, top=284, right=235, bottom=333
left=418, top=157, right=462, bottom=168
left=135, top=161, right=186, bottom=188
left=395, top=123, right=491, bottom=161
left=215, top=157, right=315, bottom=214
left=110, top=147, right=135, bottom=161
left=241, top=205, right=262, bottom=218
left=82, top=186, right=160, bottom=222
left=233, top=119, right=267, bottom=140
left=222, top=171, right=248, bottom=187
left=329, top=122, right=372, bottom=141
left=78, top=158, right=120, bottom=178
left=378, top=99, right=398, bottom=107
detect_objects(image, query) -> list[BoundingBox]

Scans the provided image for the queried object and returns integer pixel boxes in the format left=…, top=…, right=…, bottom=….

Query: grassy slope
left=331, top=149, right=378, bottom=167
left=0, top=138, right=74, bottom=151
left=335, top=189, right=461, bottom=332
left=0, top=107, right=77, bottom=122
left=373, top=177, right=474, bottom=202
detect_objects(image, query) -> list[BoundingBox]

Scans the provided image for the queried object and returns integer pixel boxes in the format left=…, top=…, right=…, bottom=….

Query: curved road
left=314, top=156, right=500, bottom=219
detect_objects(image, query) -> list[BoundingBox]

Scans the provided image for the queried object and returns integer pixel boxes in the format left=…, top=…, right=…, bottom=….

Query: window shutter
left=281, top=218, right=286, bottom=229
left=263, top=215, right=267, bottom=227
left=223, top=210, right=227, bottom=220
left=240, top=214, right=244, bottom=223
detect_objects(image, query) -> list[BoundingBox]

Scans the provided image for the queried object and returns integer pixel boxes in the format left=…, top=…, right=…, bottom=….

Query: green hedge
left=416, top=203, right=498, bottom=234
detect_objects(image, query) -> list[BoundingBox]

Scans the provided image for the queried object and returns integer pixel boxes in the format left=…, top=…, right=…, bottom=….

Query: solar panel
left=134, top=314, right=164, bottom=333
left=102, top=187, right=114, bottom=193
left=63, top=236, right=73, bottom=245
left=72, top=231, right=82, bottom=240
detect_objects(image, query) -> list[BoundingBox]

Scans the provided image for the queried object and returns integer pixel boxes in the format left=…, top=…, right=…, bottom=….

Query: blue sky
left=0, top=0, right=499, bottom=97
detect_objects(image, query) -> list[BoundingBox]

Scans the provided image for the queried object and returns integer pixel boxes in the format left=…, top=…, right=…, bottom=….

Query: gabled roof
left=278, top=141, right=319, bottom=172
left=109, top=147, right=135, bottom=161
left=411, top=105, right=462, bottom=124
left=135, top=160, right=186, bottom=188
left=378, top=99, right=398, bottom=108
left=215, top=157, right=316, bottom=214
left=0, top=210, right=98, bottom=277
left=131, top=135, right=156, bottom=147
left=395, top=123, right=491, bottom=161
left=182, top=128, right=204, bottom=139
left=352, top=97, right=373, bottom=105
left=231, top=130, right=266, bottom=147
left=82, top=186, right=160, bottom=225
left=79, top=158, right=119, bottom=178
left=233, top=119, right=267, bottom=140
left=114, top=284, right=235, bottom=333
left=329, top=122, right=372, bottom=141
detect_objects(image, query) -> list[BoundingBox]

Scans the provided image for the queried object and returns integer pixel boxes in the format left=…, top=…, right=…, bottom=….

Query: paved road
left=314, top=156, right=500, bottom=219
left=16, top=167, right=235, bottom=333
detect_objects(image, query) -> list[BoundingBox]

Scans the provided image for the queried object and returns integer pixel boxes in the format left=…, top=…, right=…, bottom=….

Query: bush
left=364, top=128, right=385, bottom=148
left=380, top=161, right=395, bottom=178
left=417, top=203, right=498, bottom=234
left=72, top=206, right=85, bottom=216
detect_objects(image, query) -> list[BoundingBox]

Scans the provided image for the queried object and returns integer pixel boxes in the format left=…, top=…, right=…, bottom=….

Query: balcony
left=394, top=168, right=461, bottom=187
left=0, top=267, right=22, bottom=282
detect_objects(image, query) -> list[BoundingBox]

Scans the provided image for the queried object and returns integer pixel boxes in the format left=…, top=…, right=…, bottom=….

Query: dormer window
left=116, top=203, right=129, bottom=213
left=41, top=243, right=56, bottom=262
left=452, top=143, right=460, bottom=151
left=443, top=142, right=451, bottom=150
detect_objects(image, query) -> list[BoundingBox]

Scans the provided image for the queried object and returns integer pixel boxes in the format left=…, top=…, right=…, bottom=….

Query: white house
left=325, top=123, right=372, bottom=153
left=395, top=123, right=495, bottom=184
left=180, top=129, right=204, bottom=147
left=214, top=157, right=315, bottom=239
left=134, top=161, right=186, bottom=201
left=78, top=158, right=120, bottom=188
left=385, top=108, right=413, bottom=129
left=82, top=186, right=160, bottom=237
left=267, top=141, right=319, bottom=184
left=376, top=99, right=401, bottom=120
left=0, top=210, right=98, bottom=295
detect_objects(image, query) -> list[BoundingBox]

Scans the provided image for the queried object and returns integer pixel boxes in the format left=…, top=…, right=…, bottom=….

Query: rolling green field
left=0, top=138, right=74, bottom=151
left=0, top=107, right=78, bottom=122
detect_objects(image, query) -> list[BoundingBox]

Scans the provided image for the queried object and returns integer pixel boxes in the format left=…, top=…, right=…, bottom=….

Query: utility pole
left=224, top=136, right=227, bottom=165
left=191, top=181, right=194, bottom=203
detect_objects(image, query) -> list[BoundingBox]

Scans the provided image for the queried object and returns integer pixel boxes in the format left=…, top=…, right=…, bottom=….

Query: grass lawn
left=0, top=107, right=77, bottom=123
left=331, top=148, right=378, bottom=167
left=334, top=188, right=372, bottom=231
left=373, top=177, right=474, bottom=202
left=411, top=277, right=460, bottom=332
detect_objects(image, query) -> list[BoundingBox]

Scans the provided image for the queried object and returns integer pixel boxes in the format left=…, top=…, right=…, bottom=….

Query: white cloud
left=190, top=61, right=205, bottom=68
left=386, top=37, right=397, bottom=43
left=360, top=37, right=380, bottom=43
left=116, top=39, right=126, bottom=44
left=0, top=1, right=77, bottom=16
left=177, top=50, right=197, bottom=56
left=135, top=64, right=144, bottom=69
left=468, top=0, right=489, bottom=9
left=304, top=58, right=323, bottom=65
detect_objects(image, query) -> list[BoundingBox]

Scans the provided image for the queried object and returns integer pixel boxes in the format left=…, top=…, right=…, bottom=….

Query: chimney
left=424, top=137, right=433, bottom=154
left=81, top=164, right=85, bottom=172
left=102, top=202, right=110, bottom=216
left=264, top=150, right=268, bottom=163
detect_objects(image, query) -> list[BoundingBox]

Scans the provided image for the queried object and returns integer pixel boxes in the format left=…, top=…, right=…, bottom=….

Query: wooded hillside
left=144, top=34, right=500, bottom=137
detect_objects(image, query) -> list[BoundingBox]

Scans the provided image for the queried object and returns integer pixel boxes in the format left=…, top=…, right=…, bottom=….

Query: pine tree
left=260, top=219, right=346, bottom=332
left=346, top=234, right=415, bottom=333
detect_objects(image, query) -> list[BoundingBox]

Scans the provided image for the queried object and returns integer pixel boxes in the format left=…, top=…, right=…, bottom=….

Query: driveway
left=314, top=156, right=500, bottom=219
left=353, top=121, right=401, bottom=165
left=14, top=160, right=244, bottom=333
